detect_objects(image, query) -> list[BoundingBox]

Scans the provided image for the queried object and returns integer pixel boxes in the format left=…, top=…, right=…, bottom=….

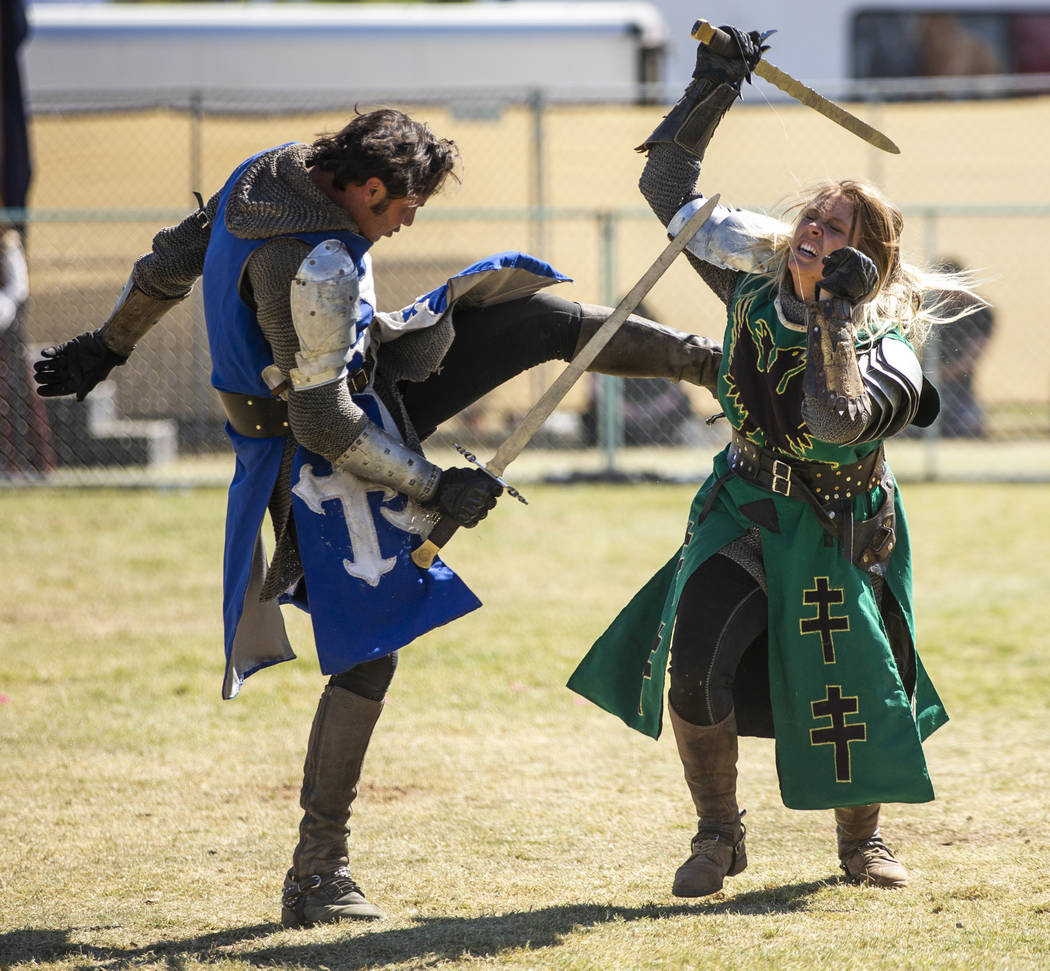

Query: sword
left=691, top=20, right=901, bottom=155
left=410, top=193, right=722, bottom=569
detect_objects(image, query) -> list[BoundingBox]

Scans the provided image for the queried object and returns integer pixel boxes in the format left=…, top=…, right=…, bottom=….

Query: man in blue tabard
left=34, top=109, right=723, bottom=926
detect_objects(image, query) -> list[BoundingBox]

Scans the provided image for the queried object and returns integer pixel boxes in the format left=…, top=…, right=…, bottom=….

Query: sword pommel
left=691, top=20, right=739, bottom=58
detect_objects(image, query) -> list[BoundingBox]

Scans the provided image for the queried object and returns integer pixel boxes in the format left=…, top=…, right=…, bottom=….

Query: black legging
left=669, top=549, right=918, bottom=728
left=668, top=555, right=768, bottom=726
left=399, top=291, right=582, bottom=441
left=332, top=291, right=584, bottom=689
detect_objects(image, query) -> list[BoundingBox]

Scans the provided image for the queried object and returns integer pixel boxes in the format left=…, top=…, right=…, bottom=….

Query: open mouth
left=795, top=241, right=819, bottom=260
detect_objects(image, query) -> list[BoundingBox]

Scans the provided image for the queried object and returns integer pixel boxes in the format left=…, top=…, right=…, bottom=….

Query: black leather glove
left=428, top=467, right=502, bottom=528
left=818, top=247, right=879, bottom=303
left=33, top=330, right=127, bottom=401
left=693, top=25, right=768, bottom=86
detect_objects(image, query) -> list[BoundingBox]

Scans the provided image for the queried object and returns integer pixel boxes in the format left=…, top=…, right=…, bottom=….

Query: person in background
left=925, top=258, right=995, bottom=437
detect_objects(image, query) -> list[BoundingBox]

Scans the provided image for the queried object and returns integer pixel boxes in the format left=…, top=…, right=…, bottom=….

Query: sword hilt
left=411, top=515, right=460, bottom=570
left=691, top=20, right=739, bottom=57
left=691, top=21, right=777, bottom=58
left=453, top=443, right=527, bottom=505
left=409, top=444, right=526, bottom=570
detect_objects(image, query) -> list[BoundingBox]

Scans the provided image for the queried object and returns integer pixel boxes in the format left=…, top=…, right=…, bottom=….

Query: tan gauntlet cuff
left=99, top=274, right=188, bottom=357
left=806, top=297, right=872, bottom=423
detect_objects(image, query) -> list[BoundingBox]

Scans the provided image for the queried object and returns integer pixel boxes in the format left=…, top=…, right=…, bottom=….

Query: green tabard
left=568, top=274, right=948, bottom=811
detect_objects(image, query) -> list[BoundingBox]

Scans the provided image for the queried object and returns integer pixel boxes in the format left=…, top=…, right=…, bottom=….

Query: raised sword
left=691, top=19, right=900, bottom=155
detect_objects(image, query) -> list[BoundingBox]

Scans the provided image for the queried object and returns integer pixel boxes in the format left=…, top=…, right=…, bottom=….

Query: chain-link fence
left=4, top=85, right=1049, bottom=487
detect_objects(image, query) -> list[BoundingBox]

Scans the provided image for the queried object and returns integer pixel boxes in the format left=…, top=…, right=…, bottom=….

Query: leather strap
left=726, top=430, right=896, bottom=568
left=217, top=390, right=289, bottom=438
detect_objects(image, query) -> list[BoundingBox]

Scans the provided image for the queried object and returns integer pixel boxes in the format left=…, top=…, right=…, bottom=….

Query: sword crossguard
left=453, top=443, right=528, bottom=505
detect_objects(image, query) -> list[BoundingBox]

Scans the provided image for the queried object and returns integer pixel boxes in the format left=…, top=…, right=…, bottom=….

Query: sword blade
left=486, top=192, right=721, bottom=478
left=690, top=20, right=900, bottom=155
left=755, top=61, right=900, bottom=155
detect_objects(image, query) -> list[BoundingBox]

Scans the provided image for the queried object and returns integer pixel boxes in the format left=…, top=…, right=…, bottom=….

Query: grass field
left=1, top=482, right=1048, bottom=970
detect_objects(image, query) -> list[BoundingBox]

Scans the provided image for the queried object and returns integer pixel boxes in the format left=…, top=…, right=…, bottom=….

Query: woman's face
left=788, top=192, right=858, bottom=300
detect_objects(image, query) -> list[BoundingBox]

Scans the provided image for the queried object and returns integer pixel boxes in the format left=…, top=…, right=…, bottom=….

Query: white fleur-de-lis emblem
left=293, top=464, right=436, bottom=587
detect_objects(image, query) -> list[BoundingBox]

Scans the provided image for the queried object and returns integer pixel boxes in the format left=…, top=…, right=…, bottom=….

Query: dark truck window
left=852, top=8, right=1050, bottom=78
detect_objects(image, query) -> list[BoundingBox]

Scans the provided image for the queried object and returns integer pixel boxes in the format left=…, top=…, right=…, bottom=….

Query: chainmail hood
left=224, top=144, right=354, bottom=240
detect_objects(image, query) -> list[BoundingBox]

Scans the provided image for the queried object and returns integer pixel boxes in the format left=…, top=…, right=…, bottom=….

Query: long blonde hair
left=756, top=179, right=986, bottom=347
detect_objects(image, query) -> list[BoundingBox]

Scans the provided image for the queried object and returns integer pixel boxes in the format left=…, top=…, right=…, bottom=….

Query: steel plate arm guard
left=332, top=423, right=442, bottom=504
left=805, top=327, right=927, bottom=445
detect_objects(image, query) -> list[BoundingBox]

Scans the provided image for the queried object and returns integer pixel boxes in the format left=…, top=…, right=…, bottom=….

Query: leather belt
left=217, top=366, right=370, bottom=438
left=727, top=429, right=884, bottom=504
left=217, top=390, right=290, bottom=438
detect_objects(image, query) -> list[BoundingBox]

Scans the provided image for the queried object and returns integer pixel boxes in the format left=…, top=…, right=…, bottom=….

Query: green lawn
left=1, top=482, right=1047, bottom=969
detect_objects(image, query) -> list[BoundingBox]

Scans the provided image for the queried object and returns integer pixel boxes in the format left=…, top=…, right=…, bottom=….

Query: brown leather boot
left=669, top=705, right=747, bottom=897
left=576, top=303, right=722, bottom=394
left=835, top=804, right=909, bottom=888
left=281, top=685, right=386, bottom=927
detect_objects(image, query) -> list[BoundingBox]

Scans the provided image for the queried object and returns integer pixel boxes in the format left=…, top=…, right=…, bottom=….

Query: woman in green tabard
left=568, top=25, right=984, bottom=896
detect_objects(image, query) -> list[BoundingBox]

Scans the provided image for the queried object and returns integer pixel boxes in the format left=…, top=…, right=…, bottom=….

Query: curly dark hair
left=309, top=108, right=460, bottom=200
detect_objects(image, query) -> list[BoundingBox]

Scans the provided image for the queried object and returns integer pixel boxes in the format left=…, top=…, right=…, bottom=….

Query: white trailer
left=24, top=2, right=669, bottom=102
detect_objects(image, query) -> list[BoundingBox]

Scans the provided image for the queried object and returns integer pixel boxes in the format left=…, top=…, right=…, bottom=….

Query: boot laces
left=850, top=833, right=897, bottom=864
left=323, top=866, right=365, bottom=898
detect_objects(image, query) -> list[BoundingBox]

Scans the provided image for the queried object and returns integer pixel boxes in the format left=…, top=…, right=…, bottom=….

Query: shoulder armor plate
left=288, top=239, right=362, bottom=389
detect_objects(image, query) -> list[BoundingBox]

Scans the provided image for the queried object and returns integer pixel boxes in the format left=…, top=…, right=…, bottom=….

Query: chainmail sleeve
left=638, top=143, right=739, bottom=307
left=245, top=237, right=375, bottom=601
left=802, top=367, right=872, bottom=443
left=131, top=192, right=220, bottom=300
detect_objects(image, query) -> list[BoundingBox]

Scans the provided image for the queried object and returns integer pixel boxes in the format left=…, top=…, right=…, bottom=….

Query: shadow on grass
left=0, top=881, right=831, bottom=969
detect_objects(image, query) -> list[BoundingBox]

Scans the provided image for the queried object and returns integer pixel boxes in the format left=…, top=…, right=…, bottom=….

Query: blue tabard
left=203, top=147, right=567, bottom=698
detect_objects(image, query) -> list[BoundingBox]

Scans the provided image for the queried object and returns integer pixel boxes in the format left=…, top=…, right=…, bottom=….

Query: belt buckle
left=347, top=367, right=369, bottom=393
left=869, top=522, right=894, bottom=553
left=771, top=459, right=791, bottom=496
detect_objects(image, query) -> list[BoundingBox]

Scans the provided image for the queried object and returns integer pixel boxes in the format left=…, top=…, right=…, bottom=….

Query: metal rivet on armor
left=282, top=422, right=289, bottom=428
left=834, top=493, right=840, bottom=499
left=246, top=399, right=254, bottom=406
left=255, top=424, right=262, bottom=431
left=828, top=510, right=836, bottom=518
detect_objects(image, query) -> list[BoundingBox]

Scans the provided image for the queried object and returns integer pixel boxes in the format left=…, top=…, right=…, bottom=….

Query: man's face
left=350, top=178, right=425, bottom=242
